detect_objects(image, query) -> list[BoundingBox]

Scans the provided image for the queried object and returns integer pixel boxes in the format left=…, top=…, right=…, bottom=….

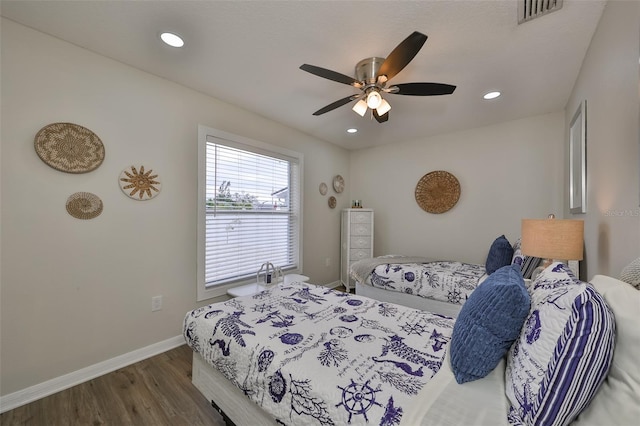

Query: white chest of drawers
left=340, top=208, right=374, bottom=291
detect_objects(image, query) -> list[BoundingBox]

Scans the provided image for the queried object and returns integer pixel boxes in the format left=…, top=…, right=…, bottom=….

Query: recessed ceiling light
left=483, top=91, right=501, bottom=100
left=347, top=128, right=358, bottom=134
left=160, top=32, right=184, bottom=48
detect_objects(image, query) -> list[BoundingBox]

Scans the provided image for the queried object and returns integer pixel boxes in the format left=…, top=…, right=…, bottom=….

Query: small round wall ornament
left=328, top=196, right=337, bottom=209
left=333, top=175, right=345, bottom=193
left=415, top=170, right=461, bottom=214
left=66, top=192, right=103, bottom=220
left=319, top=182, right=328, bottom=196
left=119, top=165, right=161, bottom=200
left=34, top=122, right=105, bottom=173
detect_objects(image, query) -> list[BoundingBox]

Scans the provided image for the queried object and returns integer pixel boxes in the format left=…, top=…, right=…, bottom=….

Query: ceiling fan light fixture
left=366, top=90, right=382, bottom=109
left=352, top=99, right=368, bottom=117
left=376, top=99, right=391, bottom=116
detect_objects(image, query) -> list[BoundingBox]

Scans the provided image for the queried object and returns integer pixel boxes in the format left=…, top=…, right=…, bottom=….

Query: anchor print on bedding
left=183, top=283, right=455, bottom=425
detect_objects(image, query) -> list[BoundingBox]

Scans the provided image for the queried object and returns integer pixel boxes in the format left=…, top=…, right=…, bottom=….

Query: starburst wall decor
left=118, top=165, right=161, bottom=200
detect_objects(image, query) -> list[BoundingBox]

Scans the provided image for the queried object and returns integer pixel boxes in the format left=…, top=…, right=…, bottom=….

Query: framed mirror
left=569, top=100, right=587, bottom=214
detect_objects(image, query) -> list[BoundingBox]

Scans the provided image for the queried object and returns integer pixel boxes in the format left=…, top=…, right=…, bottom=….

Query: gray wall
left=564, top=0, right=640, bottom=278
left=0, top=18, right=349, bottom=396
left=349, top=112, right=565, bottom=265
left=2, top=0, right=639, bottom=400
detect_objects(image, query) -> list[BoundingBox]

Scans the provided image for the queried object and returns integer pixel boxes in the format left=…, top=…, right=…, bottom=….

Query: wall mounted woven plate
left=333, top=175, right=345, bottom=193
left=66, top=192, right=103, bottom=220
left=328, top=196, right=337, bottom=209
left=34, top=122, right=105, bottom=173
left=119, top=165, right=161, bottom=200
left=415, top=170, right=461, bottom=214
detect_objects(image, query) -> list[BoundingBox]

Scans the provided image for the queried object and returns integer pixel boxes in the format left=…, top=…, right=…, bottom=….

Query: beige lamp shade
left=521, top=219, right=584, bottom=260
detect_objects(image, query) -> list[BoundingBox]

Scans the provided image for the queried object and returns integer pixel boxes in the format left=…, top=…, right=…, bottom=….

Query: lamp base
left=531, top=259, right=553, bottom=281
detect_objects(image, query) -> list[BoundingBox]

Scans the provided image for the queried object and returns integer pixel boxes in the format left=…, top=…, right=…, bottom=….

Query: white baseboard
left=0, top=335, right=185, bottom=414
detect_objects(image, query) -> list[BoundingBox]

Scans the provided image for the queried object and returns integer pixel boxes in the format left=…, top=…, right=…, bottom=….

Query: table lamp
left=521, top=215, right=584, bottom=280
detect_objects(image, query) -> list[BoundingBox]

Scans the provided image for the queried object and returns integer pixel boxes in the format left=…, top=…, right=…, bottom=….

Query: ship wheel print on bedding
left=336, top=379, right=382, bottom=423
left=447, top=287, right=463, bottom=304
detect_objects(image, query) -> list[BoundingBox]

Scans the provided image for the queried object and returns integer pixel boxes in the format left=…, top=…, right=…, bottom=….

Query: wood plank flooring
left=0, top=345, right=224, bottom=426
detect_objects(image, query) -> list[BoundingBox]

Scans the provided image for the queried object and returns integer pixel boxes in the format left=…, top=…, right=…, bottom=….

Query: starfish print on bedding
left=400, top=322, right=427, bottom=336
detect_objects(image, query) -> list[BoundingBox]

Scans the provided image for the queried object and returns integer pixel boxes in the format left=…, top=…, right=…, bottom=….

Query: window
left=198, top=126, right=303, bottom=300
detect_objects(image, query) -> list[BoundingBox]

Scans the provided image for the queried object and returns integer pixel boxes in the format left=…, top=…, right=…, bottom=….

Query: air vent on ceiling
left=518, top=0, right=564, bottom=24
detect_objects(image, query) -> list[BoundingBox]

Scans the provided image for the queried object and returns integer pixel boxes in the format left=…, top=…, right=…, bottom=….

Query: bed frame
left=192, top=352, right=276, bottom=426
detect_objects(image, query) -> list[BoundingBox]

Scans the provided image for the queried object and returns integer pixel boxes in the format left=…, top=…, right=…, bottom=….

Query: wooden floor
left=2, top=286, right=353, bottom=426
left=0, top=345, right=224, bottom=426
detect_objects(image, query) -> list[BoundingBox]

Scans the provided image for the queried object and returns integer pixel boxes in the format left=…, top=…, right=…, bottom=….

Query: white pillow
left=572, top=275, right=640, bottom=425
left=504, top=263, right=615, bottom=426
left=620, top=257, right=640, bottom=289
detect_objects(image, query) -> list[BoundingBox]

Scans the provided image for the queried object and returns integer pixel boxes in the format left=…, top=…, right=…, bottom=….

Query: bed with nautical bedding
left=184, top=281, right=455, bottom=425
left=352, top=235, right=541, bottom=317
left=352, top=257, right=489, bottom=317
left=183, top=262, right=640, bottom=426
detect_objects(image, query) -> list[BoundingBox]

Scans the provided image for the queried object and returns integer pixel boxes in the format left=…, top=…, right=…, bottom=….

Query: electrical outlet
left=325, top=257, right=331, bottom=267
left=151, top=295, right=162, bottom=311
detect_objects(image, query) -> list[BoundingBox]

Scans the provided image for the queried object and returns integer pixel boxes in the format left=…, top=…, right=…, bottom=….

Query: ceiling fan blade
left=389, top=82, right=456, bottom=96
left=373, top=109, right=389, bottom=123
left=377, top=31, right=428, bottom=82
left=312, top=94, right=360, bottom=116
left=300, top=64, right=361, bottom=87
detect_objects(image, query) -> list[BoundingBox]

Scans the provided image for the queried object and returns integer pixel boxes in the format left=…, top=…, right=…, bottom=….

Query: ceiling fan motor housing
left=355, top=57, right=385, bottom=86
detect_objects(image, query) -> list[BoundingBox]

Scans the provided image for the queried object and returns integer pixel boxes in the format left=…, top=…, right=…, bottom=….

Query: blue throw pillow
left=485, top=235, right=514, bottom=274
left=450, top=264, right=530, bottom=384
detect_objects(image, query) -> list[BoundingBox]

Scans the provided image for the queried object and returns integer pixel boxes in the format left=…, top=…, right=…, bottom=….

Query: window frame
left=197, top=125, right=304, bottom=301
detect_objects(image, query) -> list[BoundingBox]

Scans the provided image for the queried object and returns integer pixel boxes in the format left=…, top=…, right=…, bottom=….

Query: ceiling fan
left=300, top=31, right=456, bottom=123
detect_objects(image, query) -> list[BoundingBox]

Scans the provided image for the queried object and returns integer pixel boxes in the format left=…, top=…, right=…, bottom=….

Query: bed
left=183, top=265, right=640, bottom=426
left=352, top=256, right=488, bottom=317
left=352, top=236, right=543, bottom=317
left=184, top=282, right=455, bottom=425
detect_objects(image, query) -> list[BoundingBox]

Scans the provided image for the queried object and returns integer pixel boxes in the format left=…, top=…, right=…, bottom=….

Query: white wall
left=349, top=112, right=565, bottom=264
left=564, top=0, right=640, bottom=278
left=0, top=19, right=350, bottom=396
left=3, top=0, right=638, bottom=402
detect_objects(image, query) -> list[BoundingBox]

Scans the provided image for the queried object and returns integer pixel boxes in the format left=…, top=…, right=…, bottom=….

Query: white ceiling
left=1, top=0, right=606, bottom=150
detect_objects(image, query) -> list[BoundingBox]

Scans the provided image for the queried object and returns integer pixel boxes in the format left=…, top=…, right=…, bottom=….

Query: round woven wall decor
left=415, top=170, right=461, bottom=214
left=119, top=165, right=161, bottom=200
left=34, top=122, right=105, bottom=173
left=66, top=192, right=103, bottom=220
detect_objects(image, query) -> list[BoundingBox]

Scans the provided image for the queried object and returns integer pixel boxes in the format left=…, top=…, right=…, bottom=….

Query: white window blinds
left=198, top=127, right=302, bottom=300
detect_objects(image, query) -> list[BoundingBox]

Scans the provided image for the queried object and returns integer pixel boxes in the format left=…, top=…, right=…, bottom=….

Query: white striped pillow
left=505, top=262, right=615, bottom=426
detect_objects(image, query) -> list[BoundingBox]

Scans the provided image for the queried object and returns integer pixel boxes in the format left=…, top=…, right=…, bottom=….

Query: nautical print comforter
left=183, top=282, right=455, bottom=426
left=365, top=261, right=487, bottom=306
